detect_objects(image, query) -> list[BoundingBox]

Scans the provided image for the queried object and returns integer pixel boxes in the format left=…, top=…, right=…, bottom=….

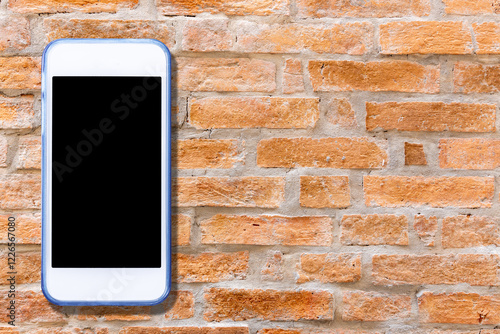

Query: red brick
left=182, top=19, right=232, bottom=52
left=0, top=290, right=65, bottom=323
left=175, top=139, right=242, bottom=169
left=0, top=174, right=41, bottom=210
left=454, top=62, right=500, bottom=93
left=418, top=292, right=500, bottom=324
left=17, top=136, right=41, bottom=169
left=0, top=252, right=40, bottom=284
left=443, top=0, right=500, bottom=14
left=327, top=98, right=357, bottom=127
left=0, top=16, right=30, bottom=51
left=0, top=57, right=41, bottom=90
left=120, top=327, right=249, bottom=334
left=300, top=176, right=350, bottom=208
left=76, top=306, right=150, bottom=321
left=177, top=58, right=275, bottom=92
left=405, top=143, right=427, bottom=165
left=204, top=288, right=333, bottom=321
left=442, top=215, right=500, bottom=248
left=257, top=137, right=387, bottom=168
left=364, top=176, right=494, bottom=208
left=380, top=21, right=472, bottom=54
left=473, top=22, right=500, bottom=54
left=173, top=214, right=190, bottom=246
left=174, top=177, right=284, bottom=208
left=261, top=251, right=284, bottom=281
left=296, top=0, right=430, bottom=17
left=372, top=254, right=500, bottom=286
left=44, top=19, right=174, bottom=48
left=340, top=214, right=408, bottom=245
left=174, top=252, right=249, bottom=283
left=189, top=97, right=319, bottom=129
left=157, top=0, right=289, bottom=16
left=342, top=291, right=411, bottom=322
left=9, top=0, right=138, bottom=13
left=283, top=58, right=305, bottom=94
left=439, top=138, right=500, bottom=169
left=309, top=60, right=439, bottom=93
left=414, top=215, right=437, bottom=246
left=297, top=253, right=361, bottom=283
left=201, top=215, right=333, bottom=246
left=235, top=22, right=373, bottom=55
left=0, top=213, right=40, bottom=244
left=0, top=95, right=36, bottom=130
left=366, top=102, right=496, bottom=132
left=164, top=291, right=195, bottom=320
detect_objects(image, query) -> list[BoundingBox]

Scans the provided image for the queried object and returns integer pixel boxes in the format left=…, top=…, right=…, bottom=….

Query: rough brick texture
left=342, top=291, right=411, bottom=321
left=17, top=136, right=41, bottom=169
left=442, top=216, right=500, bottom=248
left=300, top=176, right=350, bottom=208
left=439, top=138, right=500, bottom=169
left=454, top=62, right=500, bottom=93
left=175, top=139, right=242, bottom=169
left=297, top=253, right=361, bottom=283
left=340, top=214, right=409, bottom=245
left=0, top=57, right=41, bottom=89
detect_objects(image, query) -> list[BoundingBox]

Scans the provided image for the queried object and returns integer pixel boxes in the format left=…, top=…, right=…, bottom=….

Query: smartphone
left=41, top=39, right=171, bottom=306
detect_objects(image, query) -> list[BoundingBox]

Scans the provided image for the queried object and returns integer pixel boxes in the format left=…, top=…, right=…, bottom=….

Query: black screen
left=51, top=76, right=162, bottom=268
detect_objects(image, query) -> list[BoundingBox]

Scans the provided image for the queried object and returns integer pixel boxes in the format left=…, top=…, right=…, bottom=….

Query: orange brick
left=0, top=136, right=6, bottom=167
left=175, top=139, right=242, bottom=169
left=296, top=0, right=430, bottom=17
left=442, top=216, right=500, bottom=248
left=235, top=22, right=373, bottom=55
left=297, top=253, right=361, bottom=283
left=201, top=215, right=333, bottom=246
left=257, top=137, right=387, bottom=168
left=380, top=21, right=472, bottom=54
left=173, top=214, right=190, bottom=246
left=258, top=329, right=383, bottom=334
left=17, top=136, right=41, bottom=170
left=261, top=251, right=284, bottom=281
left=204, top=288, right=333, bottom=321
left=182, top=19, right=232, bottom=52
left=0, top=290, right=65, bottom=323
left=44, top=19, right=175, bottom=48
left=0, top=16, right=30, bottom=51
left=9, top=0, right=138, bottom=13
left=308, top=60, right=439, bottom=93
left=174, top=177, right=284, bottom=208
left=300, top=176, right=350, bottom=208
left=340, top=214, right=409, bottom=246
left=473, top=22, right=500, bottom=54
left=327, top=98, right=357, bottom=127
left=164, top=291, right=195, bottom=320
left=177, top=58, right=276, bottom=92
left=342, top=291, right=411, bottom=322
left=418, top=292, right=500, bottom=324
left=157, top=0, right=289, bottom=16
left=414, top=215, right=437, bottom=246
left=443, top=0, right=500, bottom=14
left=77, top=306, right=150, bottom=321
left=0, top=57, right=41, bottom=90
left=0, top=252, right=40, bottom=284
left=366, top=102, right=496, bottom=132
left=405, top=143, right=427, bottom=165
left=34, top=329, right=108, bottom=334
left=0, top=213, right=40, bottom=244
left=283, top=58, right=305, bottom=94
left=0, top=174, right=41, bottom=210
left=439, top=138, right=500, bottom=169
left=189, top=97, right=319, bottom=129
left=454, top=62, right=500, bottom=94
left=0, top=95, right=36, bottom=130
left=372, top=254, right=500, bottom=286
left=174, top=252, right=249, bottom=283
left=364, top=176, right=494, bottom=208
left=120, top=328, right=249, bottom=334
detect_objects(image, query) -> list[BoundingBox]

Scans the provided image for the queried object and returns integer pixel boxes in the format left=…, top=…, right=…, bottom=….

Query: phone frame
left=41, top=39, right=171, bottom=306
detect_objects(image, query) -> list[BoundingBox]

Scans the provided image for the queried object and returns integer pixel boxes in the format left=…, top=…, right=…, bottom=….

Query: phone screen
left=51, top=76, right=162, bottom=268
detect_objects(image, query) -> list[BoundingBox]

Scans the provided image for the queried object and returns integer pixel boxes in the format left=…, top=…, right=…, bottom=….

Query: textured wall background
left=1, top=0, right=500, bottom=333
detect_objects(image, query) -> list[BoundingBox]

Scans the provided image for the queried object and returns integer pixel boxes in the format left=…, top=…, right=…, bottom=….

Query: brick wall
left=1, top=0, right=500, bottom=333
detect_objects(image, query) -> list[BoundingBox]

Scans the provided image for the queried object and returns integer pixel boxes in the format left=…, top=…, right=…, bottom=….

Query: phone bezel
left=41, top=39, right=171, bottom=306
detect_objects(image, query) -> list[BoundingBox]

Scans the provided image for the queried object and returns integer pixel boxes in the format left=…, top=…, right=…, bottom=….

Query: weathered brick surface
left=372, top=254, right=500, bottom=286
left=120, top=328, right=249, bottom=334
left=342, top=291, right=411, bottom=321
left=340, top=214, right=409, bottom=245
left=34, top=329, right=108, bottom=334
left=204, top=288, right=333, bottom=321
left=309, top=61, right=439, bottom=93
left=0, top=16, right=30, bottom=51
left=261, top=251, right=284, bottom=281
left=76, top=306, right=151, bottom=321
left=297, top=253, right=361, bottom=283
left=0, top=251, right=40, bottom=284
left=405, top=143, right=427, bottom=165
left=17, top=136, right=41, bottom=169
left=157, top=0, right=289, bottom=16
left=0, top=95, right=36, bottom=130
left=443, top=0, right=500, bottom=14
left=300, top=176, right=350, bottom=208
left=163, top=291, right=195, bottom=320
left=173, top=214, right=190, bottom=246
left=257, top=138, right=387, bottom=168
left=414, top=215, right=437, bottom=246
left=327, top=98, right=357, bottom=127
left=283, top=58, right=305, bottom=94
left=418, top=292, right=500, bottom=324
left=366, top=102, right=496, bottom=132
left=0, top=174, right=41, bottom=210
left=474, top=22, right=500, bottom=54
left=175, top=139, right=242, bottom=169
left=182, top=19, right=232, bottom=52
left=0, top=291, right=65, bottom=323
left=0, top=213, right=41, bottom=244
left=454, top=62, right=500, bottom=93
left=258, top=330, right=382, bottom=334
left=189, top=97, right=319, bottom=129
left=442, top=216, right=500, bottom=248
left=364, top=176, right=494, bottom=208
left=0, top=57, right=41, bottom=89
left=439, top=138, right=500, bottom=169
left=201, top=215, right=333, bottom=246
left=0, top=135, right=7, bottom=167
left=9, top=0, right=138, bottom=13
